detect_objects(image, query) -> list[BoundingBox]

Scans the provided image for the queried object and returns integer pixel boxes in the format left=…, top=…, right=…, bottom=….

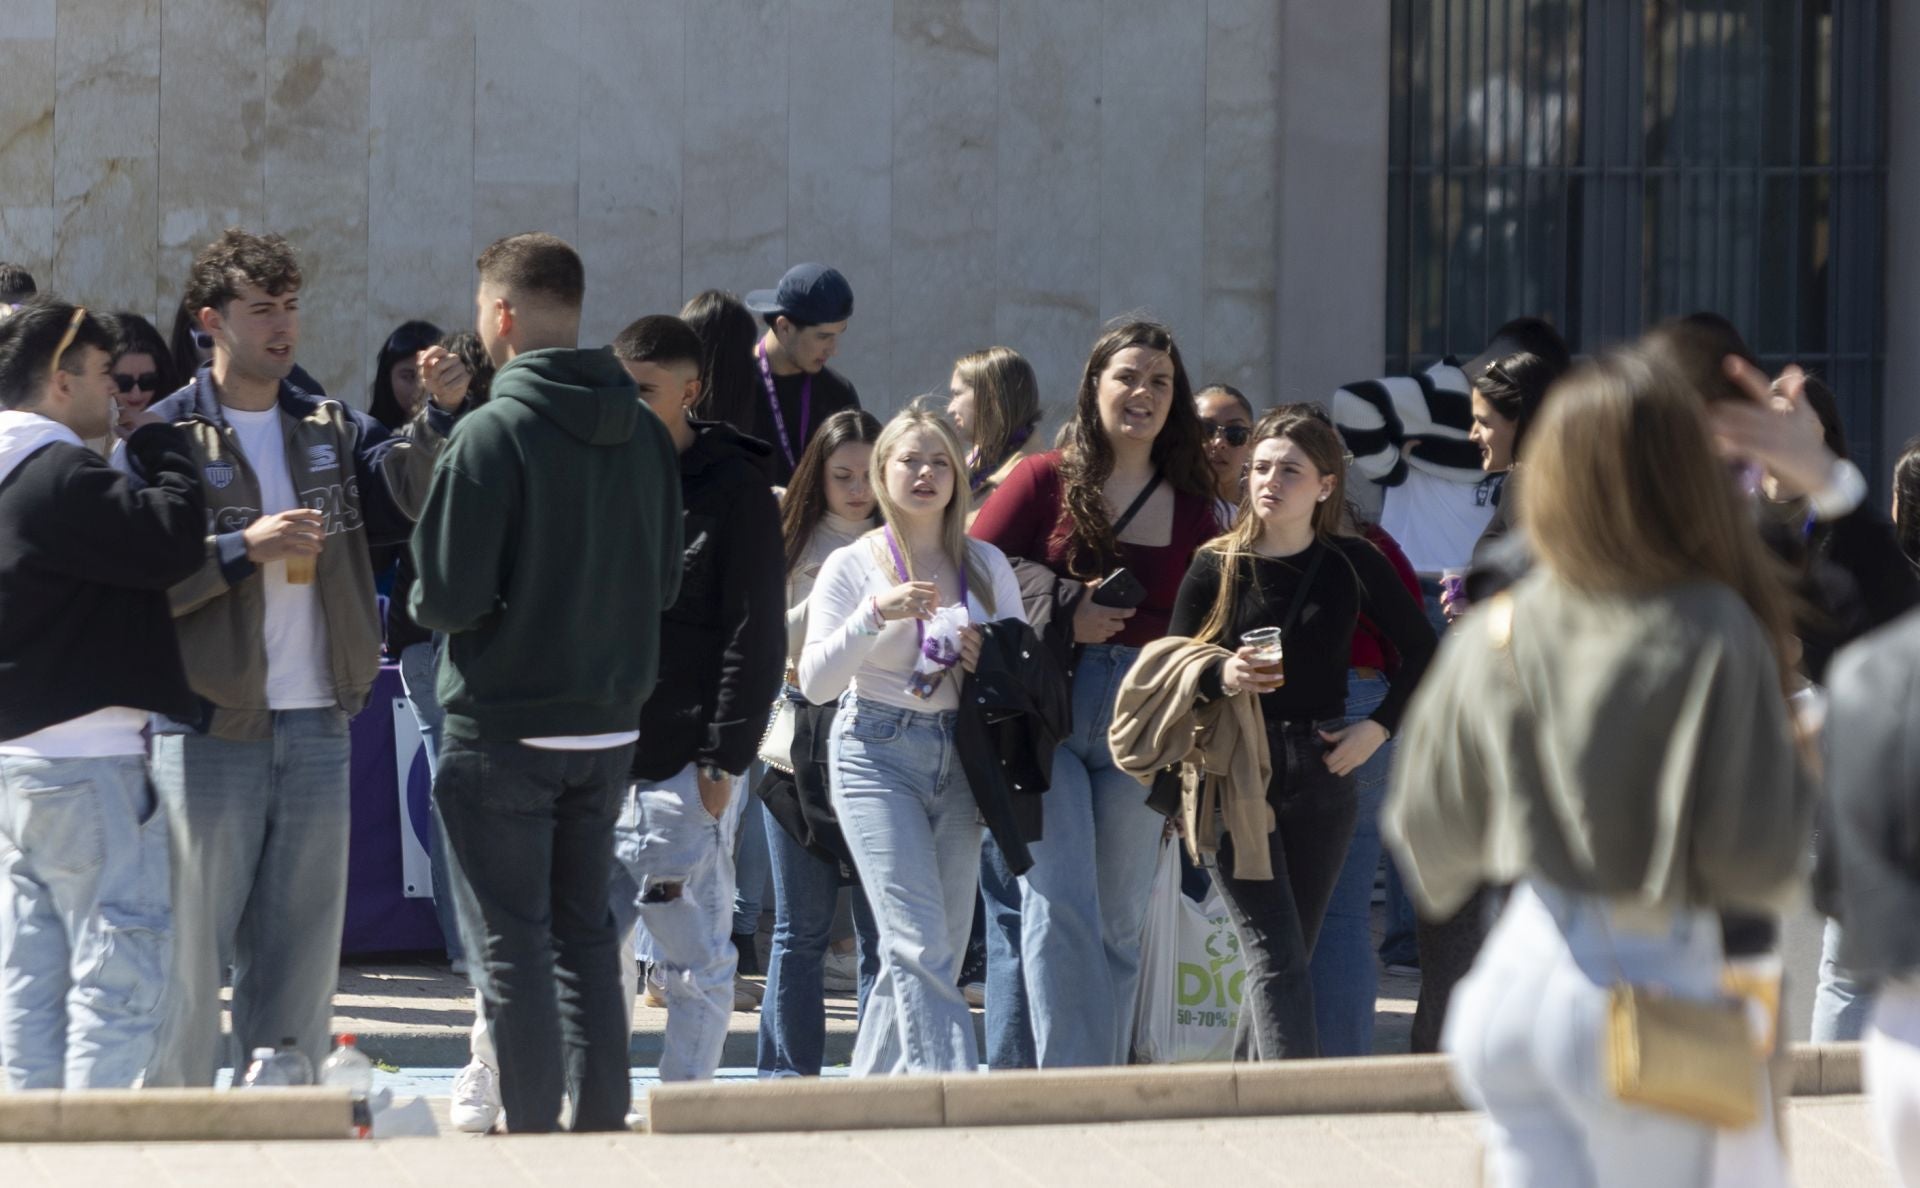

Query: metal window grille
left=1387, top=0, right=1886, bottom=466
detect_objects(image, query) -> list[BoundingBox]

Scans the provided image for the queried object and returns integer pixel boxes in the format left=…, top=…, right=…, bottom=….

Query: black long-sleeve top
left=1168, top=535, right=1438, bottom=735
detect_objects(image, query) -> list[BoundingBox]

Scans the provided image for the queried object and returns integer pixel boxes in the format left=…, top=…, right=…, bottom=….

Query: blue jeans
left=829, top=696, right=982, bottom=1075
left=1446, top=882, right=1730, bottom=1187
left=434, top=737, right=633, bottom=1132
left=1309, top=671, right=1393, bottom=1056
left=0, top=754, right=170, bottom=1089
left=610, top=766, right=739, bottom=1083
left=1017, top=644, right=1163, bottom=1067
left=980, top=833, right=1036, bottom=1069
left=733, top=792, right=771, bottom=942
left=757, top=806, right=880, bottom=1076
left=145, top=709, right=350, bottom=1086
left=399, top=638, right=462, bottom=966
left=1812, top=917, right=1873, bottom=1043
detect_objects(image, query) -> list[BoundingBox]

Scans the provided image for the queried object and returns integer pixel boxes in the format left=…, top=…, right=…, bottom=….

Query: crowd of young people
left=6, top=228, right=1920, bottom=1184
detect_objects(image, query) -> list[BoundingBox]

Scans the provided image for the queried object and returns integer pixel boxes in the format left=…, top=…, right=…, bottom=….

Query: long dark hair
left=368, top=319, right=442, bottom=429
left=681, top=290, right=761, bottom=430
left=1474, top=350, right=1564, bottom=458
left=781, top=408, right=883, bottom=575
left=1056, top=319, right=1214, bottom=578
left=169, top=298, right=208, bottom=376
left=103, top=311, right=182, bottom=397
left=436, top=329, right=495, bottom=406
left=1895, top=437, right=1920, bottom=568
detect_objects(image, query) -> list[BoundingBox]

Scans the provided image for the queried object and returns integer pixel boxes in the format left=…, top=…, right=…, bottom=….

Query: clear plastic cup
left=1240, top=627, right=1285, bottom=687
left=285, top=554, right=316, bottom=585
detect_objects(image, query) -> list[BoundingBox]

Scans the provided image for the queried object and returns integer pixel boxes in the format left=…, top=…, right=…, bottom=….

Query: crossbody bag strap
left=1277, top=540, right=1328, bottom=642
left=1110, top=471, right=1165, bottom=540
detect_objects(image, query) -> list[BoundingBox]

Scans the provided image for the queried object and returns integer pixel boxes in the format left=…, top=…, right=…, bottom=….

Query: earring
left=1317, top=493, right=1328, bottom=502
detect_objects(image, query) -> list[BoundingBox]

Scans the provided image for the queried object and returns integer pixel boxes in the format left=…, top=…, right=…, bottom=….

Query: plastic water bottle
left=319, top=1034, right=375, bottom=1138
left=241, top=1040, right=312, bottom=1088
left=275, top=1037, right=315, bottom=1085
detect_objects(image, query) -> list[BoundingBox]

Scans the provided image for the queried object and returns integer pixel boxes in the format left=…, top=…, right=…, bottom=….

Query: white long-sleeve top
left=798, top=533, right=1026, bottom=713
left=785, top=511, right=877, bottom=664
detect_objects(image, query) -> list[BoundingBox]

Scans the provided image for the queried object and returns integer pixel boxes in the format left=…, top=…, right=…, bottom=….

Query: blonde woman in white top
left=799, top=409, right=1024, bottom=1074
left=758, top=408, right=882, bottom=1077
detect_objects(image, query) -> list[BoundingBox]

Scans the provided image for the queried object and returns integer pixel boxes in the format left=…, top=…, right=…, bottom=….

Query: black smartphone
left=1090, top=567, right=1148, bottom=609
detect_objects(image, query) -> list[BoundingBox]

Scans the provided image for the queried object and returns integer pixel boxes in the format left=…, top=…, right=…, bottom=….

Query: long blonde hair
left=1192, top=409, right=1356, bottom=644
left=1520, top=347, right=1795, bottom=690
left=868, top=409, right=996, bottom=615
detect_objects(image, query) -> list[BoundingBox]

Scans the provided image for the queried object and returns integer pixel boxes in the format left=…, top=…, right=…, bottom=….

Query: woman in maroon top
left=969, top=319, right=1215, bottom=1068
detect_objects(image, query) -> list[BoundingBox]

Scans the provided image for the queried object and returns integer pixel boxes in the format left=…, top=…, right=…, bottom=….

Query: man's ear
left=196, top=305, right=221, bottom=336
left=493, top=297, right=514, bottom=340
left=684, top=376, right=702, bottom=411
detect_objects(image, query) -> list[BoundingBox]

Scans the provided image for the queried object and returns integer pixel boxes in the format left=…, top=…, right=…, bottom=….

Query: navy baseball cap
left=744, top=263, right=854, bottom=326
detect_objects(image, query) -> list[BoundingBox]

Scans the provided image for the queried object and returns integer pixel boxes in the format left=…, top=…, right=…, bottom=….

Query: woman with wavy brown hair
left=1384, top=347, right=1815, bottom=1187
left=968, top=318, right=1215, bottom=1067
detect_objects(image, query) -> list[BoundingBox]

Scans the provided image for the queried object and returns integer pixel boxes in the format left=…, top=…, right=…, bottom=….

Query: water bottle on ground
left=275, top=1036, right=315, bottom=1085
left=241, top=1039, right=313, bottom=1088
left=319, top=1033, right=376, bottom=1138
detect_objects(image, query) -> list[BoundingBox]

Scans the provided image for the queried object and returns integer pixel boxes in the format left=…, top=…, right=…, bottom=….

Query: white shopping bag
left=1131, top=838, right=1247, bottom=1063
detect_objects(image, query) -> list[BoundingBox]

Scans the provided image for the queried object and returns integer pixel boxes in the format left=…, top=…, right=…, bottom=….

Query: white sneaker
left=961, top=981, right=985, bottom=1008
left=735, top=975, right=765, bottom=1005
left=641, top=963, right=667, bottom=1009
left=732, top=980, right=760, bottom=1012
left=449, top=1059, right=502, bottom=1134
left=822, top=949, right=859, bottom=993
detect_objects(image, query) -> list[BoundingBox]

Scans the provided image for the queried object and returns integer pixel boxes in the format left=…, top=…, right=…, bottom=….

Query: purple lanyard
left=883, top=525, right=967, bottom=649
left=756, top=341, right=811, bottom=469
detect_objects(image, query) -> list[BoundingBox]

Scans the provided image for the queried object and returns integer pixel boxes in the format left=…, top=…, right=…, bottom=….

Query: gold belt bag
left=1604, top=984, right=1760, bottom=1129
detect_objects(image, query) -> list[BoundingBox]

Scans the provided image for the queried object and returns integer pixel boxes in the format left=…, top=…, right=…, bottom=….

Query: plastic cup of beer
left=1240, top=627, right=1285, bottom=687
left=285, top=554, right=316, bottom=585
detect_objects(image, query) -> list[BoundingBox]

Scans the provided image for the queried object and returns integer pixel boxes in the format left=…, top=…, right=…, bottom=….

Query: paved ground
left=0, top=1097, right=1891, bottom=1185
left=331, top=959, right=1422, bottom=1069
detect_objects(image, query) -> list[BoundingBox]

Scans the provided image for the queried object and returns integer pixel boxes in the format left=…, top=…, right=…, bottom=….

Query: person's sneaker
left=449, top=957, right=469, bottom=977
left=736, top=974, right=765, bottom=1005
left=961, top=981, right=985, bottom=1008
left=822, top=948, right=859, bottom=993
left=449, top=1059, right=502, bottom=1134
left=641, top=963, right=667, bottom=1009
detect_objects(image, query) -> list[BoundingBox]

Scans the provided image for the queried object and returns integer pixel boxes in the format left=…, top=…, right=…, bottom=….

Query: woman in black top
left=1169, top=409, right=1436, bottom=1060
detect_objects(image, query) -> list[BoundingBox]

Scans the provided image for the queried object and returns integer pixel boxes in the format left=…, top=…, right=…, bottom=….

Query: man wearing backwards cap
left=743, top=263, right=860, bottom=486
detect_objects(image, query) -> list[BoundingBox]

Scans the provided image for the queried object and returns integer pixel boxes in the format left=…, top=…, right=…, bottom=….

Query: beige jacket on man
left=1110, top=636, right=1276, bottom=878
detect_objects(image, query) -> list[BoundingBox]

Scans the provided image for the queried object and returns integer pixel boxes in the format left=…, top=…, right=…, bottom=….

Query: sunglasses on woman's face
left=1203, top=421, right=1251, bottom=447
left=114, top=372, right=160, bottom=394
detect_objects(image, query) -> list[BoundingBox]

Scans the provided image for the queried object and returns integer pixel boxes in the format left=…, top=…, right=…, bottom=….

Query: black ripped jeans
left=1213, top=719, right=1359, bottom=1062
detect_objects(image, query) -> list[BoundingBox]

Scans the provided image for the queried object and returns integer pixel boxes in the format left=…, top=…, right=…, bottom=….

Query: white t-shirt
left=225, top=407, right=335, bottom=709
left=798, top=535, right=1026, bottom=713
left=0, top=707, right=148, bottom=758
left=1379, top=467, right=1498, bottom=576
left=521, top=731, right=640, bottom=752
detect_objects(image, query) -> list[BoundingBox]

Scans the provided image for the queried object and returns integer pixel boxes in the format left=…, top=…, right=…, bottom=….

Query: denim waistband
left=842, top=693, right=958, bottom=727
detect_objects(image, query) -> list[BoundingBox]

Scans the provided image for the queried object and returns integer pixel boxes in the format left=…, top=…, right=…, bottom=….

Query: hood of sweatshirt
left=0, top=410, right=83, bottom=488
left=491, top=347, right=641, bottom=447
left=684, top=418, right=776, bottom=479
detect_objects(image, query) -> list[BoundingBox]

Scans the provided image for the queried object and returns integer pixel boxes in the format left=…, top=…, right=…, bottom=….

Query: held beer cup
left=285, top=554, right=316, bottom=585
left=1240, top=627, right=1284, bottom=687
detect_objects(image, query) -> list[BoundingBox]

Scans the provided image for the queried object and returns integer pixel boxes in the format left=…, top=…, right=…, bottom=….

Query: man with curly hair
left=121, top=228, right=469, bottom=1086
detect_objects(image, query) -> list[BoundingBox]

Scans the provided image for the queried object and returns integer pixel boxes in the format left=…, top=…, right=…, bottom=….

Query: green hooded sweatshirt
left=410, top=347, right=683, bottom=743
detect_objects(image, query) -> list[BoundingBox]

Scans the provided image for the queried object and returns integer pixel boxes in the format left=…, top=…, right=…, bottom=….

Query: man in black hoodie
left=411, top=235, right=682, bottom=1132
left=607, top=315, right=784, bottom=1082
left=0, top=298, right=205, bottom=1088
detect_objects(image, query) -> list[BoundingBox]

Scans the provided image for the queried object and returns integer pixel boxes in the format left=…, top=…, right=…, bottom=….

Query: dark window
left=1387, top=0, right=1886, bottom=465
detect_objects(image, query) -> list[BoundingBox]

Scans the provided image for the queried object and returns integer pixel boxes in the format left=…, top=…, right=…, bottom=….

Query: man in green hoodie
left=410, top=233, right=682, bottom=1133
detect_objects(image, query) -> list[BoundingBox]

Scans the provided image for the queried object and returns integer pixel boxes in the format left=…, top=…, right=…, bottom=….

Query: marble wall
left=0, top=0, right=1357, bottom=419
